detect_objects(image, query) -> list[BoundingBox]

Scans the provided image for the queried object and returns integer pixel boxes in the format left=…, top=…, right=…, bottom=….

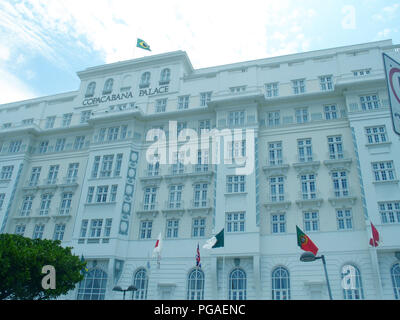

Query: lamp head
left=112, top=286, right=123, bottom=292
left=300, top=252, right=317, bottom=262
left=127, top=285, right=138, bottom=292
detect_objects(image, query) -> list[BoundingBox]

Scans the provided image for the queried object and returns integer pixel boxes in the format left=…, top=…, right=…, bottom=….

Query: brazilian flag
left=137, top=38, right=151, bottom=51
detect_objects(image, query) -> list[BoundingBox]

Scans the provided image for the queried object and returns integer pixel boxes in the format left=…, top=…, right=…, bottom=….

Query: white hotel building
left=0, top=39, right=400, bottom=300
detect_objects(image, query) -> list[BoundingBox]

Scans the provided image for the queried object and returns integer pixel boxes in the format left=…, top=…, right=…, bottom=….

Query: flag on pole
left=203, top=229, right=224, bottom=249
left=369, top=222, right=380, bottom=247
left=137, top=38, right=151, bottom=51
left=80, top=255, right=89, bottom=275
left=296, top=226, right=319, bottom=256
left=196, top=243, right=201, bottom=268
left=153, top=233, right=162, bottom=268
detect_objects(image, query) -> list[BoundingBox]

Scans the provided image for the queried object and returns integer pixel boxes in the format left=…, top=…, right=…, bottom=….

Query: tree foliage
left=0, top=234, right=85, bottom=300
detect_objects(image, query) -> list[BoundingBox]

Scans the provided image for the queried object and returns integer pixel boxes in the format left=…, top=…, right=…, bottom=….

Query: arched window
left=187, top=268, right=205, bottom=300
left=85, top=82, right=96, bottom=97
left=103, top=78, right=114, bottom=94
left=391, top=263, right=400, bottom=300
left=140, top=72, right=151, bottom=88
left=272, top=267, right=290, bottom=300
left=160, top=68, right=170, bottom=85
left=342, top=265, right=364, bottom=300
left=132, top=268, right=148, bottom=300
left=77, top=268, right=108, bottom=300
left=228, top=268, right=246, bottom=300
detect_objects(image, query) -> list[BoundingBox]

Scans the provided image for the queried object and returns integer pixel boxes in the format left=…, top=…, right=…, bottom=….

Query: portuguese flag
left=296, top=226, right=319, bottom=256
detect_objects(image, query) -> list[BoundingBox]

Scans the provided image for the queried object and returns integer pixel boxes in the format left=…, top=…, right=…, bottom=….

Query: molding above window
left=295, top=198, right=323, bottom=210
left=262, top=164, right=290, bottom=177
left=293, top=161, right=321, bottom=174
left=328, top=196, right=357, bottom=207
left=323, top=158, right=352, bottom=171
left=263, top=201, right=292, bottom=211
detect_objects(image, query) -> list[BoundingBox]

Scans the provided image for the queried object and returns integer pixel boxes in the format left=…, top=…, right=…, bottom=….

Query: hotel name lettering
left=82, top=86, right=169, bottom=105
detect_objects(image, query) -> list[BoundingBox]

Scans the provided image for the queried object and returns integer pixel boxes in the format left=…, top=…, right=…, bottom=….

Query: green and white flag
left=203, top=229, right=224, bottom=249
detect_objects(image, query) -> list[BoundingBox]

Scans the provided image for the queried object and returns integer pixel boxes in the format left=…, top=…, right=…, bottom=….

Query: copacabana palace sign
left=82, top=86, right=169, bottom=106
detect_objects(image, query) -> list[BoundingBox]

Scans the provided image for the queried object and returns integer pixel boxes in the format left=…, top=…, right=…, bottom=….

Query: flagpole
left=223, top=255, right=226, bottom=300
left=369, top=220, right=384, bottom=299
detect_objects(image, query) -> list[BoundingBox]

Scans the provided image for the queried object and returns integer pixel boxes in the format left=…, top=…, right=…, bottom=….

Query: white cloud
left=0, top=67, right=38, bottom=104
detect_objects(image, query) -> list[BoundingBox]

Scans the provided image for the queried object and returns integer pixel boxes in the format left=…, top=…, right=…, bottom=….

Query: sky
left=0, top=0, right=399, bottom=105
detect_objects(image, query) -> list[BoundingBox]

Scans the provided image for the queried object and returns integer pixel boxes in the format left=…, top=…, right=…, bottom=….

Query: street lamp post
left=112, top=285, right=138, bottom=300
left=300, top=252, right=333, bottom=300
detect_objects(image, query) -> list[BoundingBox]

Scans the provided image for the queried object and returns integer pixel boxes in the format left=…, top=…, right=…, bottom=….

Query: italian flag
left=296, top=226, right=319, bottom=256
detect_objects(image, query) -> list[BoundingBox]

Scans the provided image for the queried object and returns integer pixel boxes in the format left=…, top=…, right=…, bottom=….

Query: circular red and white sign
left=389, top=67, right=400, bottom=104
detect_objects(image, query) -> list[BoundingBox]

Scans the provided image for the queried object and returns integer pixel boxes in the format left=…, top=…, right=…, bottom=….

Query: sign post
left=383, top=53, right=400, bottom=136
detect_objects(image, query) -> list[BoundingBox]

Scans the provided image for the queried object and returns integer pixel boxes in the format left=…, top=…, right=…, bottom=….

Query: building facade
left=0, top=39, right=400, bottom=300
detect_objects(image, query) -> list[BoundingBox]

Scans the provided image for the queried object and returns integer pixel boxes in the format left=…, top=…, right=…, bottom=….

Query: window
left=328, top=136, right=344, bottom=160
left=324, top=105, right=338, bottom=120
left=98, top=128, right=106, bottom=142
left=337, top=209, right=353, bottom=230
left=226, top=212, right=245, bottom=233
left=230, top=86, right=246, bottom=93
left=267, top=111, right=280, bottom=127
left=295, top=108, right=309, bottom=124
left=379, top=202, right=400, bottom=224
left=114, top=154, right=123, bottom=177
left=29, top=167, right=41, bottom=186
left=144, top=187, right=157, bottom=211
left=87, top=187, right=95, bottom=203
left=342, top=265, right=364, bottom=300
left=147, top=158, right=160, bottom=177
left=140, top=72, right=151, bottom=88
left=292, top=79, right=306, bottom=94
left=192, top=218, right=206, bottom=238
left=96, top=186, right=109, bottom=203
left=80, top=111, right=91, bottom=123
left=104, top=219, right=112, bottom=238
left=110, top=185, right=118, bottom=202
left=265, top=83, right=279, bottom=98
left=353, top=69, right=371, bottom=77
left=301, top=174, right=317, bottom=200
left=187, top=269, right=205, bottom=300
left=229, top=268, right=247, bottom=300
left=177, top=121, right=187, bottom=135
left=3, top=123, right=11, bottom=128
left=66, top=163, right=79, bottom=183
left=45, top=116, right=56, bottom=129
left=0, top=193, right=4, bottom=210
left=103, top=78, right=114, bottom=95
left=271, top=214, right=286, bottom=234
left=304, top=212, right=319, bottom=232
left=270, top=176, right=285, bottom=202
left=169, top=185, right=183, bottom=209
left=85, top=82, right=96, bottom=98
left=200, top=92, right=212, bottom=106
left=91, top=156, right=101, bottom=178
left=320, top=76, right=333, bottom=91
left=139, top=221, right=152, bottom=239
left=298, top=139, right=313, bottom=162
left=73, top=136, right=85, bottom=150
left=166, top=219, right=179, bottom=238
left=272, top=267, right=290, bottom=300
left=89, top=219, right=103, bottom=238
left=196, top=150, right=209, bottom=172
left=8, top=140, right=22, bottom=153
left=120, top=126, right=128, bottom=139
left=106, top=127, right=119, bottom=141
left=15, top=225, right=25, bottom=236
left=80, top=220, right=88, bottom=238
left=20, top=196, right=34, bottom=216
left=228, top=139, right=246, bottom=159
left=133, top=269, right=149, bottom=300
left=228, top=111, right=245, bottom=127
left=39, top=141, right=49, bottom=154
left=178, top=96, right=190, bottom=110
left=332, top=171, right=349, bottom=197
left=100, top=155, right=114, bottom=178
left=0, top=166, right=14, bottom=180
left=60, top=193, right=72, bottom=215
left=365, top=126, right=388, bottom=144
left=39, top=194, right=52, bottom=215
left=268, top=142, right=283, bottom=166
left=77, top=269, right=108, bottom=300
left=55, top=138, right=66, bottom=152
left=155, top=99, right=167, bottom=113
left=33, top=224, right=45, bottom=239
left=53, top=224, right=66, bottom=241
left=160, top=68, right=170, bottom=85
left=172, top=152, right=184, bottom=174
left=391, top=264, right=400, bottom=300
left=47, top=165, right=59, bottom=185
left=372, top=161, right=396, bottom=182
left=226, top=175, right=245, bottom=193
left=194, top=183, right=208, bottom=208
left=360, top=95, right=380, bottom=111
left=22, top=118, right=33, bottom=125
left=198, top=119, right=211, bottom=133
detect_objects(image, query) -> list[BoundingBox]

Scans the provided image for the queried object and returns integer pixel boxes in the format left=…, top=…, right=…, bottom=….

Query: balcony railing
left=165, top=200, right=185, bottom=210
left=191, top=198, right=212, bottom=209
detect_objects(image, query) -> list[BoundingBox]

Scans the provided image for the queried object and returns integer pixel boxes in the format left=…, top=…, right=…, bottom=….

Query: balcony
left=188, top=199, right=212, bottom=215
left=328, top=189, right=357, bottom=207
left=295, top=192, right=323, bottom=209
left=262, top=160, right=290, bottom=177
left=263, top=194, right=292, bottom=211
left=162, top=201, right=185, bottom=216
left=293, top=157, right=320, bottom=174
left=323, top=152, right=352, bottom=171
left=140, top=170, right=163, bottom=184
left=136, top=202, right=159, bottom=218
